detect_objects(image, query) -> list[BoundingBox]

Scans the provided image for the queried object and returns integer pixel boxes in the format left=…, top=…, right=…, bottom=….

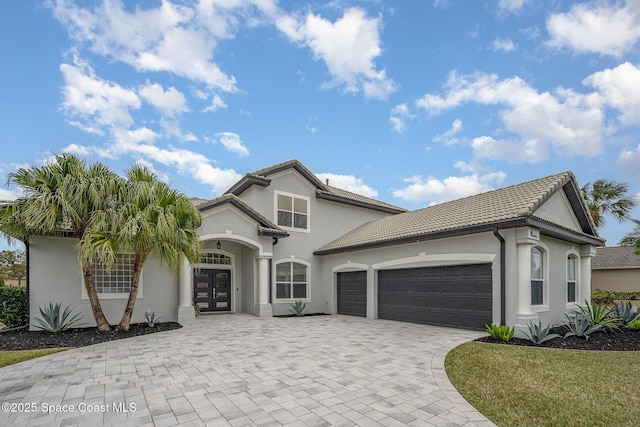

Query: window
left=567, top=255, right=577, bottom=303
left=200, top=253, right=231, bottom=265
left=276, top=262, right=308, bottom=300
left=531, top=247, right=543, bottom=305
left=93, top=254, right=136, bottom=295
left=276, top=193, right=308, bottom=231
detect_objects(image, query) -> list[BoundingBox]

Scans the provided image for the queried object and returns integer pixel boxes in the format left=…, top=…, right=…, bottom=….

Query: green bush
left=628, top=319, right=640, bottom=331
left=485, top=323, right=515, bottom=342
left=576, top=300, right=622, bottom=332
left=592, top=289, right=640, bottom=304
left=0, top=286, right=27, bottom=328
left=0, top=276, right=5, bottom=287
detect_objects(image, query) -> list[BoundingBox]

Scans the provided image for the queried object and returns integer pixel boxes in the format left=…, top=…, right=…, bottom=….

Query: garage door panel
left=378, top=263, right=492, bottom=330
left=337, top=271, right=367, bottom=317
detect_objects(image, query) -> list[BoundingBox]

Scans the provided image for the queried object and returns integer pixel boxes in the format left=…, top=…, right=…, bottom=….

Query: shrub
left=289, top=300, right=307, bottom=317
left=526, top=321, right=561, bottom=344
left=144, top=310, right=161, bottom=327
left=628, top=319, right=640, bottom=331
left=485, top=323, right=515, bottom=342
left=0, top=286, right=27, bottom=328
left=33, top=302, right=84, bottom=333
left=564, top=312, right=601, bottom=340
left=576, top=300, right=621, bottom=332
left=591, top=289, right=640, bottom=304
left=0, top=276, right=4, bottom=287
left=613, top=301, right=640, bottom=326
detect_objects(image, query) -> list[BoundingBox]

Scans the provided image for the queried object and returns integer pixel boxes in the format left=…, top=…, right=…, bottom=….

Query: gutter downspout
left=493, top=228, right=506, bottom=325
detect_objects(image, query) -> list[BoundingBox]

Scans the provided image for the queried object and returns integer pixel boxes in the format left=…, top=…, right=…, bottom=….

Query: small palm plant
left=289, top=300, right=307, bottom=317
left=34, top=302, right=85, bottom=333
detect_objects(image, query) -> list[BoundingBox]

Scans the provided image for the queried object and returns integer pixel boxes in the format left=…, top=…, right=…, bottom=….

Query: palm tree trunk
left=117, top=253, right=145, bottom=331
left=81, top=263, right=111, bottom=332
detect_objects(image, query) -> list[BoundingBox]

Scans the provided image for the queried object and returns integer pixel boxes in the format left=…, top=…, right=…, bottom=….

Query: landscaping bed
left=0, top=322, right=182, bottom=351
left=478, top=327, right=640, bottom=351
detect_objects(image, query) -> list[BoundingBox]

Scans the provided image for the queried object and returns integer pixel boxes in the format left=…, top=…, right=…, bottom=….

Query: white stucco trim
left=565, top=247, right=581, bottom=309
left=198, top=233, right=271, bottom=257
left=372, top=252, right=495, bottom=270
left=332, top=261, right=369, bottom=273
left=531, top=241, right=550, bottom=313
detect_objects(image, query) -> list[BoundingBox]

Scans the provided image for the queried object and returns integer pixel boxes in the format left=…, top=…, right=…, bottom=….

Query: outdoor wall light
left=216, top=240, right=221, bottom=250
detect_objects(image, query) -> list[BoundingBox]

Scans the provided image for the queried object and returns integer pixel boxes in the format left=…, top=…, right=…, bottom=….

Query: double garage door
left=337, top=263, right=492, bottom=330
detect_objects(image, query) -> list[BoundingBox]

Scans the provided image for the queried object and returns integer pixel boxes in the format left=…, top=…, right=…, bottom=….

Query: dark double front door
left=193, top=269, right=231, bottom=313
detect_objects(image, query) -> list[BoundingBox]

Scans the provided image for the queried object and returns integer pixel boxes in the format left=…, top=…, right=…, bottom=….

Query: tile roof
left=592, top=246, right=640, bottom=269
left=315, top=171, right=602, bottom=254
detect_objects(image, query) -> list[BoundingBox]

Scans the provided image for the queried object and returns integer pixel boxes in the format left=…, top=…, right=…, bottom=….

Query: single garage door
left=378, top=263, right=492, bottom=330
left=337, top=271, right=367, bottom=317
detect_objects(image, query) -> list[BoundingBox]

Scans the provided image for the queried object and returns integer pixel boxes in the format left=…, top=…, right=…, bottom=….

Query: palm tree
left=83, top=165, right=202, bottom=331
left=620, top=219, right=640, bottom=255
left=0, top=155, right=121, bottom=331
left=581, top=179, right=636, bottom=228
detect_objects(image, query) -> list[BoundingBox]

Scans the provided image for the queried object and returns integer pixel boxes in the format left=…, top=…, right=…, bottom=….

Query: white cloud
left=315, top=173, right=378, bottom=198
left=0, top=188, right=20, bottom=201
left=215, top=132, right=250, bottom=157
left=389, top=103, right=414, bottom=133
left=583, top=62, right=640, bottom=127
left=618, top=144, right=640, bottom=176
left=497, top=0, right=532, bottom=14
left=203, top=94, right=228, bottom=112
left=490, top=37, right=516, bottom=52
left=546, top=0, right=640, bottom=58
left=415, top=70, right=605, bottom=163
left=393, top=172, right=506, bottom=205
left=138, top=83, right=188, bottom=118
left=432, top=118, right=463, bottom=146
left=60, top=57, right=141, bottom=132
left=276, top=8, right=396, bottom=99
left=61, top=143, right=91, bottom=157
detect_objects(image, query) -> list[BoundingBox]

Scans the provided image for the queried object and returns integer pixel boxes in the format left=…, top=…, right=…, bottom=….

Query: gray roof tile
left=592, top=246, right=640, bottom=269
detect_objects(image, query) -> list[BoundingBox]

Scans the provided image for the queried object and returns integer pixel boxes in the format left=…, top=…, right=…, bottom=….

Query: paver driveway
left=0, top=314, right=494, bottom=426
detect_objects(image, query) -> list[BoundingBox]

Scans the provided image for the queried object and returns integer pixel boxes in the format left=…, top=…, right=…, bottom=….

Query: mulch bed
left=0, top=322, right=182, bottom=351
left=477, top=326, right=640, bottom=351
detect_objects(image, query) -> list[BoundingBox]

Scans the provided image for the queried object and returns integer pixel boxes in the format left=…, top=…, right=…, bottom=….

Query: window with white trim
left=276, top=192, right=309, bottom=231
left=93, top=253, right=136, bottom=294
left=531, top=247, right=544, bottom=306
left=276, top=262, right=308, bottom=300
left=567, top=255, right=577, bottom=303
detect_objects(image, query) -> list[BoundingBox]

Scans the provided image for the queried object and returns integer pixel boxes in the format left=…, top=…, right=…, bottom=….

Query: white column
left=177, top=256, right=196, bottom=324
left=580, top=245, right=596, bottom=305
left=255, top=257, right=273, bottom=317
left=517, top=242, right=532, bottom=315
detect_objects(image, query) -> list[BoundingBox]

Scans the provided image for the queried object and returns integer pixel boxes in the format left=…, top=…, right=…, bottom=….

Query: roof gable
left=224, top=159, right=406, bottom=214
left=198, top=194, right=289, bottom=238
left=315, top=171, right=603, bottom=255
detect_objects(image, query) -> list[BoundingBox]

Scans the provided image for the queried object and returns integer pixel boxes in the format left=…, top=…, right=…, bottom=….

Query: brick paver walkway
left=0, top=314, right=494, bottom=426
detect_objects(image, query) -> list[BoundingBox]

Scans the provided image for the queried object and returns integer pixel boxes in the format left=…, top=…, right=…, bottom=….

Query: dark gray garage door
left=337, top=271, right=367, bottom=317
left=378, top=263, right=492, bottom=330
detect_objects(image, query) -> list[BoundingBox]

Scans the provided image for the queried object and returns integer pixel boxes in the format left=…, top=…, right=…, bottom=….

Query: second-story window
left=276, top=192, right=309, bottom=231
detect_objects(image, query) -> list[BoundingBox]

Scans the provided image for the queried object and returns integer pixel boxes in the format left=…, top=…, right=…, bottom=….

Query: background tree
left=0, top=250, right=26, bottom=285
left=83, top=165, right=202, bottom=331
left=0, top=154, right=122, bottom=331
left=620, top=219, right=640, bottom=255
left=581, top=179, right=636, bottom=228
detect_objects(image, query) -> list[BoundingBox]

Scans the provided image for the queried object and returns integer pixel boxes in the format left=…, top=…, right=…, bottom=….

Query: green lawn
left=0, top=349, right=67, bottom=368
left=446, top=342, right=640, bottom=426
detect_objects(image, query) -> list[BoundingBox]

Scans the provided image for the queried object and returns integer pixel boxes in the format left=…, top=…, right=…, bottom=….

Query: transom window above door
left=200, top=252, right=231, bottom=265
left=276, top=192, right=309, bottom=231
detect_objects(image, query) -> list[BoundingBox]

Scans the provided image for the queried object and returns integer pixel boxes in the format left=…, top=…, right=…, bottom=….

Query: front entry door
left=193, top=269, right=232, bottom=313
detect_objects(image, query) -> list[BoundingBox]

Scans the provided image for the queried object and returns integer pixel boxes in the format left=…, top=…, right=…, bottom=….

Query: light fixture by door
left=216, top=240, right=221, bottom=250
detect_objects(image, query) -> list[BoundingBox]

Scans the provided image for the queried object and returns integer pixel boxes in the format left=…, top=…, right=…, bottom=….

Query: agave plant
left=144, top=310, right=161, bottom=327
left=34, top=302, right=85, bottom=334
left=485, top=323, right=515, bottom=342
left=613, top=301, right=640, bottom=326
left=564, top=312, right=601, bottom=340
left=576, top=300, right=621, bottom=332
left=289, top=300, right=307, bottom=317
left=526, top=320, right=561, bottom=344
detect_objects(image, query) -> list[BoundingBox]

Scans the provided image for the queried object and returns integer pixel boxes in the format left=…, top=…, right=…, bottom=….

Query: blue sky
left=1, top=0, right=640, bottom=253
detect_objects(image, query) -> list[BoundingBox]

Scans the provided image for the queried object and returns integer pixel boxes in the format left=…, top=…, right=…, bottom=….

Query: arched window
left=531, top=247, right=544, bottom=305
left=275, top=261, right=308, bottom=300
left=567, top=255, right=578, bottom=303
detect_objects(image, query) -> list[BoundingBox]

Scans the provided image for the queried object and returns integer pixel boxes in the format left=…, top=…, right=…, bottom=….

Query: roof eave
left=225, top=175, right=271, bottom=196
